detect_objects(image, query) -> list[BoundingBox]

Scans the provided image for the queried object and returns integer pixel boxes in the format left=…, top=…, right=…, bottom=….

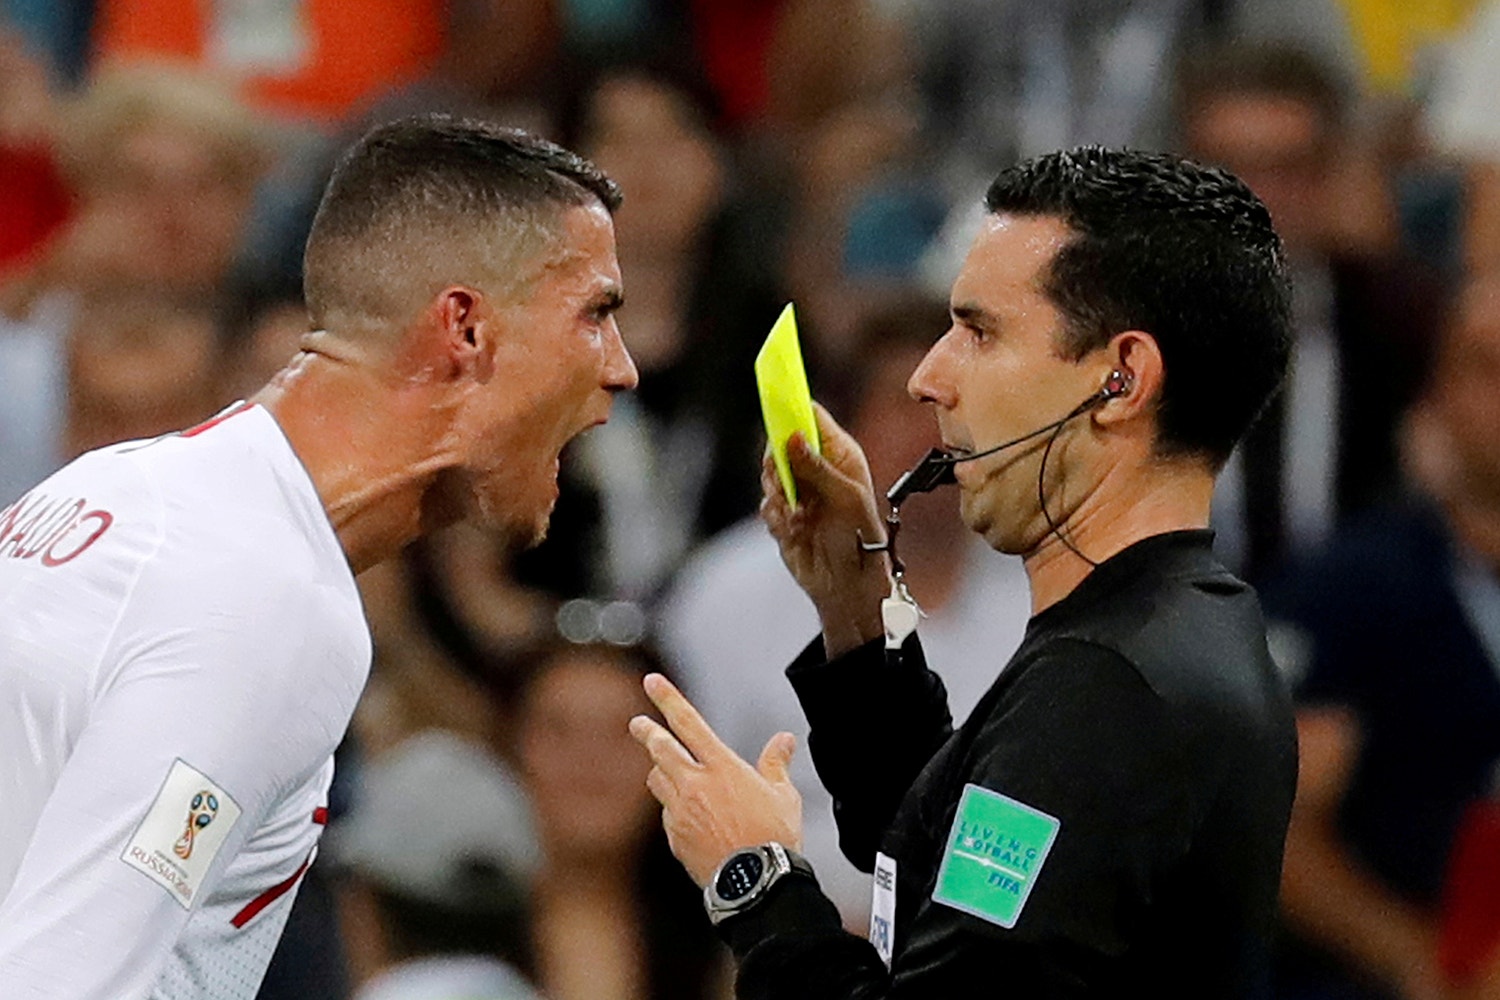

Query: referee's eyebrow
left=951, top=302, right=995, bottom=328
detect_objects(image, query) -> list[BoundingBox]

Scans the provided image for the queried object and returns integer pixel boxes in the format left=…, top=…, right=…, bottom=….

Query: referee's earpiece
left=1098, top=369, right=1133, bottom=402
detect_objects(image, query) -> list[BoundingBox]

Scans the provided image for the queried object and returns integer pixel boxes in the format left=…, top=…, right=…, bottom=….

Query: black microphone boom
left=885, top=372, right=1129, bottom=508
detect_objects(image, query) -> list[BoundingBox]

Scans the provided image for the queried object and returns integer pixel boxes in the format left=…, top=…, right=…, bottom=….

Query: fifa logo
left=174, top=790, right=219, bottom=860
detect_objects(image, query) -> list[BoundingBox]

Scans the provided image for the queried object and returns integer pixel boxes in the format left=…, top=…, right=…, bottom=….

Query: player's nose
left=602, top=320, right=639, bottom=392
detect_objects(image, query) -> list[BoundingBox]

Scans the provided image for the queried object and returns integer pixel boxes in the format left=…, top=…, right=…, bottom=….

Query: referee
left=630, top=147, right=1298, bottom=998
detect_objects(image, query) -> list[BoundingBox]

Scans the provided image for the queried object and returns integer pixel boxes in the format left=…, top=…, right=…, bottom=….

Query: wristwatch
left=703, top=842, right=816, bottom=926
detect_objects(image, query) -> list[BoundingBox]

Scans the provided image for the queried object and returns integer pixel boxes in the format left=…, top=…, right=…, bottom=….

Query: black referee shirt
left=720, top=530, right=1298, bottom=998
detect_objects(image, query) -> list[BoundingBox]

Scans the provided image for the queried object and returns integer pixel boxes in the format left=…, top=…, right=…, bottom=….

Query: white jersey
left=0, top=402, right=371, bottom=999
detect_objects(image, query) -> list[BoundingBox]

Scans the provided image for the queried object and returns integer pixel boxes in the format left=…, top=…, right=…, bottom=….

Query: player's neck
left=253, top=352, right=460, bottom=575
left=1023, top=460, right=1214, bottom=615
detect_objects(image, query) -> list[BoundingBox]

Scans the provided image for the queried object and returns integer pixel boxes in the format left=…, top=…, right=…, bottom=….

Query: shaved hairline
left=304, top=196, right=582, bottom=338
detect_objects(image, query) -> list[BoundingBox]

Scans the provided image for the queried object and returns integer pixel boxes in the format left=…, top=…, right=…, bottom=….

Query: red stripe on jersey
left=230, top=853, right=311, bottom=929
left=313, top=807, right=328, bottom=825
left=181, top=402, right=254, bottom=438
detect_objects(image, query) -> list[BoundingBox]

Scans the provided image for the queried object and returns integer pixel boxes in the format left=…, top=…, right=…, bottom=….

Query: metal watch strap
left=704, top=843, right=816, bottom=926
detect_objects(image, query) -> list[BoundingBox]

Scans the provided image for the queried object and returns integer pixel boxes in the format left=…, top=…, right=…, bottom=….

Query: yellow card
left=755, top=303, right=820, bottom=505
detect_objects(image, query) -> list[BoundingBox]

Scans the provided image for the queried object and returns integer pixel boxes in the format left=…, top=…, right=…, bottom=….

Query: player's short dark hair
left=985, top=146, right=1291, bottom=467
left=304, top=115, right=621, bottom=326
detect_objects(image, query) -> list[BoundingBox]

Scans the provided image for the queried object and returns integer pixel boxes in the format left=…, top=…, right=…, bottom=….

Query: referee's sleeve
left=729, top=640, right=1209, bottom=999
left=787, top=634, right=955, bottom=871
left=891, top=639, right=1209, bottom=995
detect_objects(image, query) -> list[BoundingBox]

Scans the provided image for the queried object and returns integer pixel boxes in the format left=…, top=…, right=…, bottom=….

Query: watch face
left=715, top=851, right=765, bottom=902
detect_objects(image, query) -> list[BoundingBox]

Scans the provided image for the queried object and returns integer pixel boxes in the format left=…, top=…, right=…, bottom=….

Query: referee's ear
left=1093, top=330, right=1163, bottom=427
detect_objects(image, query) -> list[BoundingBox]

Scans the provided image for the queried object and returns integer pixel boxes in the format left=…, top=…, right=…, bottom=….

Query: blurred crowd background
left=5, top=1, right=1500, bottom=998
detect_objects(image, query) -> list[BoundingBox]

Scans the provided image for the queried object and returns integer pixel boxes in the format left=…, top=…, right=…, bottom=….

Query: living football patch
left=931, top=783, right=1059, bottom=929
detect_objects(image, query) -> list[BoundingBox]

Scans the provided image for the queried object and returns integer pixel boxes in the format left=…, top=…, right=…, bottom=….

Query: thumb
left=787, top=432, right=858, bottom=502
left=756, top=731, right=797, bottom=783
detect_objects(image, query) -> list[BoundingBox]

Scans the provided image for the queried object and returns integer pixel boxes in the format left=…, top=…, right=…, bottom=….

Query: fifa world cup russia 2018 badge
left=174, top=790, right=220, bottom=860
left=123, top=760, right=241, bottom=908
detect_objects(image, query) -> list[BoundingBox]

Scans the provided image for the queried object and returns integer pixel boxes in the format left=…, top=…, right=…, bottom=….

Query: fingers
left=629, top=714, right=698, bottom=776
left=811, top=403, right=869, bottom=472
left=786, top=408, right=876, bottom=509
left=645, top=765, right=675, bottom=805
left=641, top=673, right=730, bottom=766
left=756, top=731, right=797, bottom=784
left=761, top=451, right=790, bottom=522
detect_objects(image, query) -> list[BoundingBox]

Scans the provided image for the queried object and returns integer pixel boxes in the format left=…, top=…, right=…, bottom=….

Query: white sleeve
left=0, top=569, right=332, bottom=1000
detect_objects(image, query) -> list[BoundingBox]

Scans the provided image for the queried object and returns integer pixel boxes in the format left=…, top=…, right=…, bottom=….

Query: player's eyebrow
left=591, top=287, right=625, bottom=317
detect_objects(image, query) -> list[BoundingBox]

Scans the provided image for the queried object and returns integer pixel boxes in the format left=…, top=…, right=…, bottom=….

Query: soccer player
left=0, top=116, right=636, bottom=999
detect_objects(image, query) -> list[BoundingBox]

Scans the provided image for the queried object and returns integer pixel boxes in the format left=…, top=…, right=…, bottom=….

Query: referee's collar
left=1027, top=529, right=1221, bottom=633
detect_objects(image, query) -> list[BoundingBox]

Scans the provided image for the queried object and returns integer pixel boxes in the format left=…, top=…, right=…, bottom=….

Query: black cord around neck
left=1037, top=407, right=1100, bottom=569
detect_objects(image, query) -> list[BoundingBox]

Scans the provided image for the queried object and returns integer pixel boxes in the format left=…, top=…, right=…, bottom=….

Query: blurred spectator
left=1264, top=271, right=1500, bottom=1000
left=15, top=62, right=275, bottom=301
left=406, top=522, right=557, bottom=680
left=243, top=0, right=568, bottom=325
left=0, top=292, right=67, bottom=505
left=0, top=64, right=271, bottom=496
left=1428, top=0, right=1500, bottom=273
left=0, top=30, right=70, bottom=280
left=330, top=730, right=541, bottom=1000
left=685, top=0, right=903, bottom=132
left=348, top=0, right=563, bottom=137
left=1323, top=0, right=1478, bottom=97
left=218, top=278, right=309, bottom=401
left=349, top=562, right=520, bottom=763
left=779, top=95, right=934, bottom=366
left=516, top=642, right=725, bottom=1000
left=656, top=295, right=1031, bottom=922
left=685, top=0, right=786, bottom=127
left=90, top=0, right=445, bottom=121
left=1223, top=0, right=1363, bottom=85
left=0, top=30, right=72, bottom=503
left=897, top=0, right=1213, bottom=177
left=563, top=0, right=687, bottom=63
left=897, top=0, right=1221, bottom=293
left=1, top=0, right=94, bottom=83
left=65, top=289, right=224, bottom=456
left=1177, top=41, right=1442, bottom=582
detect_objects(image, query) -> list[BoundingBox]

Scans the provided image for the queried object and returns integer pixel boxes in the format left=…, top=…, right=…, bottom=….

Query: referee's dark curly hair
left=986, top=147, right=1292, bottom=469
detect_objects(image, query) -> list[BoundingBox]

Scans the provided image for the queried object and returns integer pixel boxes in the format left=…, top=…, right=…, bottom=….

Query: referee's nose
left=907, top=326, right=959, bottom=410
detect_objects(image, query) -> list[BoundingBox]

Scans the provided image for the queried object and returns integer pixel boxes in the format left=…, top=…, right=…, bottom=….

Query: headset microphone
left=885, top=369, right=1132, bottom=507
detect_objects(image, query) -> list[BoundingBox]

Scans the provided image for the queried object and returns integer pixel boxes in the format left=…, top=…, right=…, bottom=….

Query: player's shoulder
left=0, top=436, right=166, bottom=576
left=112, top=402, right=272, bottom=502
left=32, top=404, right=348, bottom=603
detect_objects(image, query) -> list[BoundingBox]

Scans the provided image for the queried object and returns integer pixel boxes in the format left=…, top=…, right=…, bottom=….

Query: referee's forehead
left=953, top=215, right=1071, bottom=314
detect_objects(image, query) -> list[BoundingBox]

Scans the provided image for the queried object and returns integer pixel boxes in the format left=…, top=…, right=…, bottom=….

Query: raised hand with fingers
left=628, top=673, right=802, bottom=887
left=761, top=403, right=893, bottom=656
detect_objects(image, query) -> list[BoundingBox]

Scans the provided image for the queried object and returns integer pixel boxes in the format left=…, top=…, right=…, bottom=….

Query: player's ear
left=433, top=285, right=496, bottom=383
